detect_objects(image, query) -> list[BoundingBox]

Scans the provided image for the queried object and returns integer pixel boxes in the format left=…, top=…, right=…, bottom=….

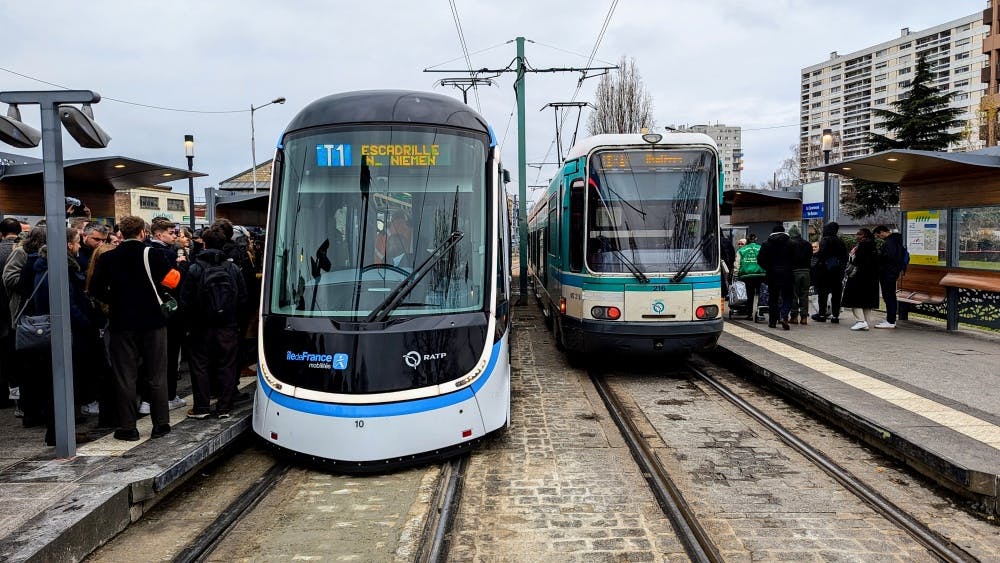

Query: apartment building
left=671, top=123, right=742, bottom=191
left=800, top=13, right=988, bottom=181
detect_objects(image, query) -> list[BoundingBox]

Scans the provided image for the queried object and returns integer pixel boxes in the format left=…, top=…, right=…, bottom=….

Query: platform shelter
left=814, top=147, right=1000, bottom=331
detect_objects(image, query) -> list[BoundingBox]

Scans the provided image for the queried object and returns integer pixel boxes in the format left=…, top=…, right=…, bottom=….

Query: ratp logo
left=652, top=300, right=665, bottom=314
left=403, top=351, right=421, bottom=369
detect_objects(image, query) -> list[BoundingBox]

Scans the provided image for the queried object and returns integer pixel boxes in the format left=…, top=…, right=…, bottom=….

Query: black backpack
left=196, top=259, right=238, bottom=322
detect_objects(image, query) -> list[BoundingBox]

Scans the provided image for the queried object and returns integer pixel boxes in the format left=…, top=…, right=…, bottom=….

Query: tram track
left=686, top=361, right=977, bottom=563
left=588, top=368, right=723, bottom=563
left=166, top=453, right=468, bottom=563
left=589, top=362, right=979, bottom=563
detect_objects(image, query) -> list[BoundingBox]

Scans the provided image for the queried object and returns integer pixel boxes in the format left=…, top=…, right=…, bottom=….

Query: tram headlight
left=695, top=305, right=719, bottom=319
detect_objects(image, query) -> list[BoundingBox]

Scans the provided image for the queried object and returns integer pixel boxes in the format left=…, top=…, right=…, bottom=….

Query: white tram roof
left=564, top=133, right=718, bottom=161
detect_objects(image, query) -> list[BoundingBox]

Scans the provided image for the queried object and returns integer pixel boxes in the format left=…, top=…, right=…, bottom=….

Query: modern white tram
left=253, top=90, right=511, bottom=470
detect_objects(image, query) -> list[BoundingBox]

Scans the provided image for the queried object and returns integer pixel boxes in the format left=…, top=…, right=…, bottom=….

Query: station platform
left=0, top=374, right=255, bottom=563
left=713, top=312, right=1000, bottom=515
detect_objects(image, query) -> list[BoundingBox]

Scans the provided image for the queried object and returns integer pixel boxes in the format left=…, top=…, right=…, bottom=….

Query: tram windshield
left=586, top=148, right=718, bottom=275
left=269, top=126, right=488, bottom=320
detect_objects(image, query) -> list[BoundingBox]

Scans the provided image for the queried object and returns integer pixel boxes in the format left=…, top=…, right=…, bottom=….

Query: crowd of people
left=729, top=222, right=908, bottom=332
left=0, top=210, right=257, bottom=446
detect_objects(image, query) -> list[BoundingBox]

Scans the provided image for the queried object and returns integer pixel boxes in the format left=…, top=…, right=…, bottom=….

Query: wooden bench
left=939, top=271, right=1000, bottom=293
left=896, top=266, right=946, bottom=306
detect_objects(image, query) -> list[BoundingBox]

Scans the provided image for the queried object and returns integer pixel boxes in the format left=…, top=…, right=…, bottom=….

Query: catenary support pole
left=516, top=36, right=528, bottom=304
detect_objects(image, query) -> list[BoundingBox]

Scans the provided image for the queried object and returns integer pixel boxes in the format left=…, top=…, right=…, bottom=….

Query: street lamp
left=250, top=96, right=286, bottom=193
left=821, top=128, right=834, bottom=225
left=185, top=134, right=195, bottom=229
left=0, top=90, right=107, bottom=459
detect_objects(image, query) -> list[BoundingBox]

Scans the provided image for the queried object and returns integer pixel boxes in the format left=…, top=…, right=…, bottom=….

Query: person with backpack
left=811, top=222, right=849, bottom=324
left=873, top=225, right=906, bottom=329
left=734, top=233, right=766, bottom=320
left=180, top=226, right=247, bottom=419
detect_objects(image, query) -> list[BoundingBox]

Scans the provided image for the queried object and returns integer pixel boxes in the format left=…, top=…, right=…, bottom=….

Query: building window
left=875, top=49, right=887, bottom=57
left=811, top=102, right=822, bottom=109
left=899, top=42, right=911, bottom=50
left=830, top=97, right=841, bottom=104
left=955, top=65, right=970, bottom=74
left=812, top=80, right=822, bottom=87
left=831, top=85, right=841, bottom=93
left=167, top=198, right=186, bottom=212
left=139, top=196, right=160, bottom=210
left=898, top=80, right=911, bottom=88
left=955, top=51, right=970, bottom=60
left=875, top=61, right=887, bottom=70
left=954, top=79, right=969, bottom=88
left=898, top=54, right=911, bottom=64
left=954, top=38, right=970, bottom=47
left=898, top=67, right=911, bottom=75
left=875, top=73, right=887, bottom=82
left=874, top=98, right=887, bottom=105
left=954, top=92, right=970, bottom=101
left=958, top=23, right=971, bottom=32
left=874, top=86, right=887, bottom=93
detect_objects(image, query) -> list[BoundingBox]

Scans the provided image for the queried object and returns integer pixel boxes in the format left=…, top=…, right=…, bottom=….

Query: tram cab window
left=269, top=126, right=489, bottom=320
left=585, top=149, right=719, bottom=274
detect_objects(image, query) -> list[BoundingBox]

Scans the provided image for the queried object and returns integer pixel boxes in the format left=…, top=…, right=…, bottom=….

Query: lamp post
left=184, top=134, right=195, bottom=229
left=250, top=96, right=286, bottom=193
left=821, top=128, right=834, bottom=226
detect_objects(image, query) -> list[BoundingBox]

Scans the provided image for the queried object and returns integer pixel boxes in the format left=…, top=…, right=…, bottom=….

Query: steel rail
left=416, top=455, right=469, bottom=563
left=173, top=462, right=291, bottom=563
left=589, top=369, right=723, bottom=563
left=688, top=362, right=976, bottom=563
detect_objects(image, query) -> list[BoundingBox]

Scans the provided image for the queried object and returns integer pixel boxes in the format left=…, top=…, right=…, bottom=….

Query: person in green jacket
left=734, top=233, right=766, bottom=320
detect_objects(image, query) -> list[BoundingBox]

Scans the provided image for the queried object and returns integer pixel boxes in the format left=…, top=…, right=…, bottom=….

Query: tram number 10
left=354, top=420, right=365, bottom=429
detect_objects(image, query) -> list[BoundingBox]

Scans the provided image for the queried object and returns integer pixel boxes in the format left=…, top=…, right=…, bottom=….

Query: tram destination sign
left=317, top=143, right=446, bottom=167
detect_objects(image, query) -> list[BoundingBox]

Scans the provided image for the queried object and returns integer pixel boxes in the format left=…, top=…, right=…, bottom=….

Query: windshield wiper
left=671, top=232, right=714, bottom=284
left=365, top=231, right=464, bottom=323
left=597, top=235, right=649, bottom=284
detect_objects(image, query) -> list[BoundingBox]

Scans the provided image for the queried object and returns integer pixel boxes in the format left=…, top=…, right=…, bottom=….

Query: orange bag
left=161, top=268, right=181, bottom=289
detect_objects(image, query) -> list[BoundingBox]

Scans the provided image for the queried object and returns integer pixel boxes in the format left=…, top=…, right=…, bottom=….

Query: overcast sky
left=2, top=1, right=976, bottom=202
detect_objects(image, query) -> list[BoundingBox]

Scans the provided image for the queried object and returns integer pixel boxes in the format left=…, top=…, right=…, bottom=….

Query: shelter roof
left=0, top=155, right=206, bottom=190
left=811, top=148, right=1000, bottom=184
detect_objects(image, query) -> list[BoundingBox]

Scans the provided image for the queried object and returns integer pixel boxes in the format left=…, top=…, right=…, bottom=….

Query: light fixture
left=0, top=104, right=41, bottom=148
left=842, top=167, right=852, bottom=171
left=184, top=134, right=194, bottom=158
left=163, top=172, right=173, bottom=177
left=642, top=133, right=662, bottom=144
left=821, top=128, right=834, bottom=152
left=113, top=163, right=126, bottom=169
left=887, top=157, right=898, bottom=162
left=58, top=103, right=111, bottom=148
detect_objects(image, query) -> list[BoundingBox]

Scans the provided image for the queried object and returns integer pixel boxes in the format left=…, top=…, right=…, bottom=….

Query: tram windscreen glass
left=586, top=149, right=719, bottom=274
left=270, top=126, right=488, bottom=319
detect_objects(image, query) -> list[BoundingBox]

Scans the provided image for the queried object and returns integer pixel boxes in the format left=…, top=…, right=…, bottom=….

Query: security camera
left=58, top=103, right=111, bottom=148
left=0, top=104, right=41, bottom=148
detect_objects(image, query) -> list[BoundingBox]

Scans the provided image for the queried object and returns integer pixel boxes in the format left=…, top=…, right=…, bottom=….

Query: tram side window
left=547, top=195, right=558, bottom=258
left=568, top=178, right=584, bottom=272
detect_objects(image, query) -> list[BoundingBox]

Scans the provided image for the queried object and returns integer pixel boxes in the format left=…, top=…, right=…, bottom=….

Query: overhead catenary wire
left=0, top=66, right=248, bottom=114
left=533, top=0, right=620, bottom=186
left=447, top=0, right=481, bottom=112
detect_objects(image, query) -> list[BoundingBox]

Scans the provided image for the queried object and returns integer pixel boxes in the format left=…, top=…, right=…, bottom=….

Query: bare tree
left=773, top=143, right=800, bottom=187
left=587, top=56, right=655, bottom=135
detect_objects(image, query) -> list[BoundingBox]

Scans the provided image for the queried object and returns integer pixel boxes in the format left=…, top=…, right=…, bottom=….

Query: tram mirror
left=502, top=169, right=511, bottom=184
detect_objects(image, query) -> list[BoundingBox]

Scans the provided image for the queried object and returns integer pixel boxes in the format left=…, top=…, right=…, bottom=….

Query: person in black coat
left=873, top=225, right=905, bottom=328
left=88, top=216, right=173, bottom=441
left=32, top=230, right=98, bottom=445
left=788, top=232, right=814, bottom=325
left=842, top=228, right=880, bottom=331
left=756, top=224, right=794, bottom=330
left=811, top=221, right=849, bottom=323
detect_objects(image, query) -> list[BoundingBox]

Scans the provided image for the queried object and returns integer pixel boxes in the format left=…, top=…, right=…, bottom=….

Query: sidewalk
left=713, top=312, right=1000, bottom=514
left=0, top=374, right=256, bottom=563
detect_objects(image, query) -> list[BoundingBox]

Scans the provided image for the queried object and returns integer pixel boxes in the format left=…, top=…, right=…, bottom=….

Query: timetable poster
left=905, top=210, right=941, bottom=265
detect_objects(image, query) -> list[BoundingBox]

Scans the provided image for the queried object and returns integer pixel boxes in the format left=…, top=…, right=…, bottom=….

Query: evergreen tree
left=846, top=53, right=966, bottom=218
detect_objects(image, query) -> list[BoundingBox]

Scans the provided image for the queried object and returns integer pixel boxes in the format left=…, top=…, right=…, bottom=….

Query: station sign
left=801, top=181, right=824, bottom=219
